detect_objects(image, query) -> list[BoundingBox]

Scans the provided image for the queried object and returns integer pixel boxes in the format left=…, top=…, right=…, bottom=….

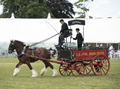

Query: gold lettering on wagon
left=76, top=52, right=104, bottom=57
left=89, top=52, right=104, bottom=56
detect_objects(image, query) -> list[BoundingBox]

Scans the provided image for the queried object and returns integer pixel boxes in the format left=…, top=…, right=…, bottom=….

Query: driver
left=58, top=19, right=69, bottom=48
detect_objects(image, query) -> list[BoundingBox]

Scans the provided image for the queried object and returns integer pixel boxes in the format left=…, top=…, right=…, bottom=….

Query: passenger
left=58, top=19, right=69, bottom=48
left=71, top=28, right=84, bottom=49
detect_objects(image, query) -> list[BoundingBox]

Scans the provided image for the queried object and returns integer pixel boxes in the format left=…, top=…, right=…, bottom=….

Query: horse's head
left=8, top=40, right=26, bottom=54
left=8, top=40, right=15, bottom=54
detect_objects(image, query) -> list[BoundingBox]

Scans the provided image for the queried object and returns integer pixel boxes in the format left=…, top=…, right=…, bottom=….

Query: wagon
left=26, top=20, right=110, bottom=77
left=55, top=20, right=110, bottom=77
left=56, top=46, right=110, bottom=77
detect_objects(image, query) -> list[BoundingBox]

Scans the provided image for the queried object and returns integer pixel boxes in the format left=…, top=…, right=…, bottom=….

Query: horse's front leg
left=26, top=62, right=38, bottom=77
left=13, top=61, right=22, bottom=76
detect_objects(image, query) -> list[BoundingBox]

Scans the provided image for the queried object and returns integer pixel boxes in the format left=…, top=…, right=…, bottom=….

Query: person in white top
left=108, top=44, right=114, bottom=59
left=109, top=44, right=113, bottom=51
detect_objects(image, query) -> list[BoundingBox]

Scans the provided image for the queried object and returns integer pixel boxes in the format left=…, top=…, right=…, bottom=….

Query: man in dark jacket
left=72, top=28, right=84, bottom=49
left=59, top=19, right=69, bottom=46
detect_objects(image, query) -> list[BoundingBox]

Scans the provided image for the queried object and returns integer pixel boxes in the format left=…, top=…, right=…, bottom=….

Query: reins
left=10, top=33, right=59, bottom=58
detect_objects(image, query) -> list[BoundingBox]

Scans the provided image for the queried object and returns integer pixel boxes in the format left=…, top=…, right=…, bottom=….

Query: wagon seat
left=64, top=29, right=72, bottom=43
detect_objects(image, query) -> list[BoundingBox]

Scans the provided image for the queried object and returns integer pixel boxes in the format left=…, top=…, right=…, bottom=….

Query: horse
left=8, top=40, right=57, bottom=77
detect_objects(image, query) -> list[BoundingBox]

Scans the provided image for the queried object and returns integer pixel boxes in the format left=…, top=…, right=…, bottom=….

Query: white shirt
left=109, top=46, right=113, bottom=51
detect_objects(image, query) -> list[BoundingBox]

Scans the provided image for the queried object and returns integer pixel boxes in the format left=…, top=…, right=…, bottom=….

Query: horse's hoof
left=13, top=74, right=17, bottom=77
left=52, top=69, right=57, bottom=77
left=41, top=73, right=44, bottom=76
left=13, top=68, right=20, bottom=77
left=52, top=74, right=57, bottom=77
left=40, top=71, right=45, bottom=76
left=40, top=68, right=47, bottom=76
left=31, top=75, right=38, bottom=78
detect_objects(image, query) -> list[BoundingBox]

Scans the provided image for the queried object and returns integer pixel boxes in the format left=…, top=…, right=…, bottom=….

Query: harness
left=19, top=46, right=50, bottom=61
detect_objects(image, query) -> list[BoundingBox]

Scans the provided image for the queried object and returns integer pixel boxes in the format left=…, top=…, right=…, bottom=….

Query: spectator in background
left=96, top=43, right=99, bottom=47
left=109, top=44, right=114, bottom=59
left=100, top=43, right=103, bottom=47
left=109, top=44, right=113, bottom=51
left=117, top=48, right=120, bottom=58
left=49, top=47, right=52, bottom=51
left=117, top=48, right=120, bottom=54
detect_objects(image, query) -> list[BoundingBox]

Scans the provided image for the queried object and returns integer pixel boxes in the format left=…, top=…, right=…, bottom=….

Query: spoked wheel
left=92, top=55, right=110, bottom=76
left=71, top=62, right=85, bottom=77
left=59, top=64, right=71, bottom=76
left=84, top=61, right=92, bottom=75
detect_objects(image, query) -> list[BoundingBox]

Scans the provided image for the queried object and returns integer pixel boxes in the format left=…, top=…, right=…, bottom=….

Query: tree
left=0, top=0, right=51, bottom=18
left=74, top=0, right=93, bottom=18
left=0, top=0, right=75, bottom=18
left=46, top=0, right=75, bottom=18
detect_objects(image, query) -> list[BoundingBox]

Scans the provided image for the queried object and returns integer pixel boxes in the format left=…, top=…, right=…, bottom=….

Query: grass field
left=0, top=58, right=120, bottom=89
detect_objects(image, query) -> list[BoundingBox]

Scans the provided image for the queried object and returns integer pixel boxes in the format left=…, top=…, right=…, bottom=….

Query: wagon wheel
left=83, top=61, right=92, bottom=75
left=59, top=64, right=71, bottom=76
left=71, top=62, right=85, bottom=77
left=92, top=55, right=110, bottom=76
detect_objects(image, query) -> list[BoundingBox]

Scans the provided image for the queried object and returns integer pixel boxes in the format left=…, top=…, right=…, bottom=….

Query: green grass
left=0, top=58, right=120, bottom=89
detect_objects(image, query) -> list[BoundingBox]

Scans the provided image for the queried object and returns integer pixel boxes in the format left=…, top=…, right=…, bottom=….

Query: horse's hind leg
left=40, top=61, right=48, bottom=76
left=13, top=61, right=22, bottom=76
left=26, top=62, right=38, bottom=77
left=47, top=61, right=57, bottom=77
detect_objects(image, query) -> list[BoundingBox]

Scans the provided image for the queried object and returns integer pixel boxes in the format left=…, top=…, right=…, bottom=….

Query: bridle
left=9, top=41, right=23, bottom=53
left=8, top=41, right=15, bottom=53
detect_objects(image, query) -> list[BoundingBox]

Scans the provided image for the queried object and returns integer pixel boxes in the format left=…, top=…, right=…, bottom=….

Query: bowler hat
left=76, top=28, right=80, bottom=31
left=60, top=19, right=64, bottom=22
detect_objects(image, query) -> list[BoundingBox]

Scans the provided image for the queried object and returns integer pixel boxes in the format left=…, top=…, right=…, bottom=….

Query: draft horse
left=8, top=40, right=57, bottom=77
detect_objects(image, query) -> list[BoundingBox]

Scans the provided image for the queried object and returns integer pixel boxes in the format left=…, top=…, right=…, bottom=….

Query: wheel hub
left=64, top=67, right=67, bottom=71
left=99, top=63, right=103, bottom=67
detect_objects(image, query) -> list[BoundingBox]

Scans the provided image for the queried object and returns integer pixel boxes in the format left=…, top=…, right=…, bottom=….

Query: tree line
left=0, top=0, right=93, bottom=18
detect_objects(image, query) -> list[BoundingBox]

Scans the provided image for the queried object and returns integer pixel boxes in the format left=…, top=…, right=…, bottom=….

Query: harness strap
left=21, top=46, right=29, bottom=54
left=37, top=49, right=50, bottom=58
left=38, top=49, right=41, bottom=57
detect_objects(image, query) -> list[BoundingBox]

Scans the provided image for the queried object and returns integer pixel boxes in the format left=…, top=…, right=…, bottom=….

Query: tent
left=0, top=18, right=120, bottom=43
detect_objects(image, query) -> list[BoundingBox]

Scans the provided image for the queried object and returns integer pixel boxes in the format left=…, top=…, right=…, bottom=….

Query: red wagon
left=57, top=47, right=110, bottom=77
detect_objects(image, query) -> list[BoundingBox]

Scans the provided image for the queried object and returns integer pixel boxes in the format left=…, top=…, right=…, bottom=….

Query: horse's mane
left=15, top=40, right=26, bottom=46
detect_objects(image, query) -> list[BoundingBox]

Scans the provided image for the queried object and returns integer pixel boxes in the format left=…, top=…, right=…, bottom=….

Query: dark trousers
left=78, top=42, right=82, bottom=49
left=59, top=33, right=67, bottom=45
